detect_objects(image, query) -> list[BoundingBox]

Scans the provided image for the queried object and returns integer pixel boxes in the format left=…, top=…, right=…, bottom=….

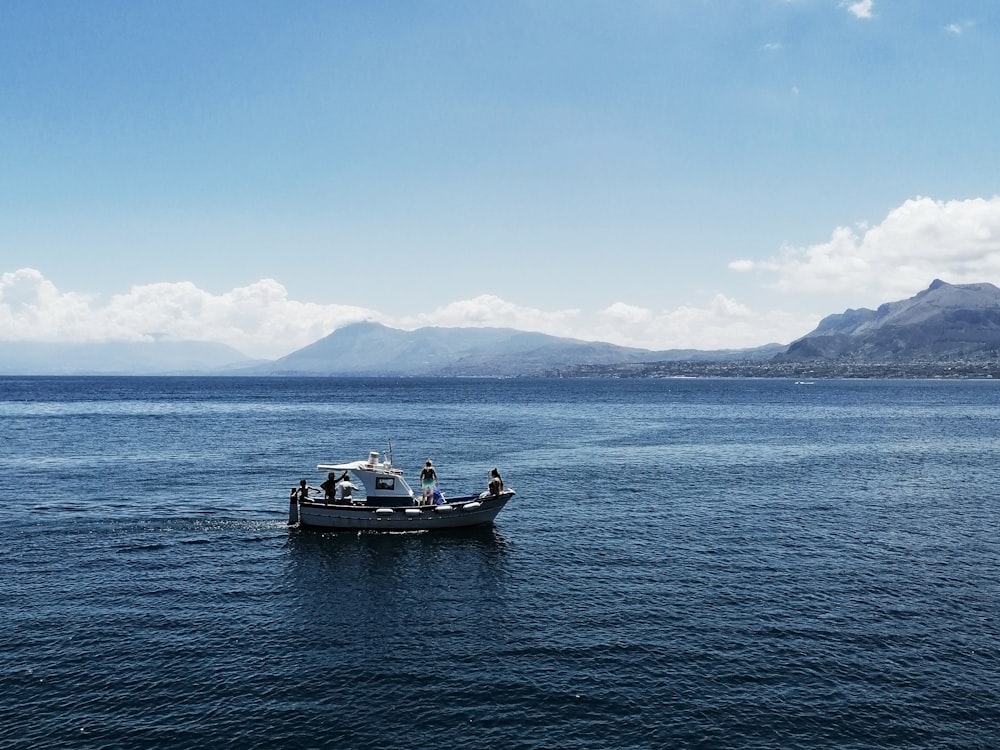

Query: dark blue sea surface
left=1, top=376, right=998, bottom=749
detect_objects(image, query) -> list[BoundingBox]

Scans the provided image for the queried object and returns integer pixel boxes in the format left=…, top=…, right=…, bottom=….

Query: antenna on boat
left=387, top=438, right=393, bottom=467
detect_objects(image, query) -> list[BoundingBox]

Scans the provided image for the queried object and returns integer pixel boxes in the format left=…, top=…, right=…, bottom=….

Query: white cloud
left=845, top=0, right=874, bottom=20
left=601, top=302, right=654, bottom=325
left=0, top=268, right=129, bottom=342
left=589, top=295, right=809, bottom=351
left=0, top=269, right=812, bottom=357
left=395, top=294, right=582, bottom=337
left=736, top=195, right=1000, bottom=302
left=946, top=20, right=973, bottom=35
left=0, top=271, right=380, bottom=358
left=728, top=259, right=756, bottom=273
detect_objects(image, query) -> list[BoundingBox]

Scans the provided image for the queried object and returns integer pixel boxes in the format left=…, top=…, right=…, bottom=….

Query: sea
left=1, top=376, right=998, bottom=749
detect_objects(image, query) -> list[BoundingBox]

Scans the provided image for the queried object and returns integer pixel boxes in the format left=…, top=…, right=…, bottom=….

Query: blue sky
left=3, top=0, right=1000, bottom=357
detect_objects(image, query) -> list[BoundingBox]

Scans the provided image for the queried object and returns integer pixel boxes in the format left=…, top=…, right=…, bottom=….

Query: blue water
left=1, top=377, right=998, bottom=749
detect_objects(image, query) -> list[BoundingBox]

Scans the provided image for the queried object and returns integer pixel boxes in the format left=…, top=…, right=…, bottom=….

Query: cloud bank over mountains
left=731, top=196, right=1000, bottom=301
left=4, top=196, right=1000, bottom=359
left=2, top=269, right=787, bottom=359
left=0, top=271, right=378, bottom=360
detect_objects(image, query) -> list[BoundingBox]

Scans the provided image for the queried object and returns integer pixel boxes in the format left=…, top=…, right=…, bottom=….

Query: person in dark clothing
left=296, top=479, right=315, bottom=502
left=488, top=467, right=504, bottom=496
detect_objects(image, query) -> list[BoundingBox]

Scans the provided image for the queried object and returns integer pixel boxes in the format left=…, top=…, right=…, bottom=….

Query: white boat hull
left=294, top=491, right=514, bottom=531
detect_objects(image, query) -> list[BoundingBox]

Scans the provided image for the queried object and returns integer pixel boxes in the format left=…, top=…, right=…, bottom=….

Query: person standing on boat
left=420, top=460, right=438, bottom=505
left=488, top=467, right=504, bottom=496
left=320, top=471, right=349, bottom=503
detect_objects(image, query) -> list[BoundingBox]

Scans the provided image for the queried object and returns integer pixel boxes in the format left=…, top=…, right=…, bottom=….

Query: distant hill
left=0, top=340, right=256, bottom=375
left=249, top=321, right=784, bottom=376
left=253, top=322, right=649, bottom=376
left=6, top=279, right=1000, bottom=376
left=776, top=279, right=1000, bottom=362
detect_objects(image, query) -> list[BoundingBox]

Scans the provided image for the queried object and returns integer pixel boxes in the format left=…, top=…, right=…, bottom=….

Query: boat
left=287, top=450, right=515, bottom=531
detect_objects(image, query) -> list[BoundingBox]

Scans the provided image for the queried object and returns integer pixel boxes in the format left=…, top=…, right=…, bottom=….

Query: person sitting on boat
left=419, top=460, right=438, bottom=505
left=339, top=479, right=357, bottom=503
left=296, top=479, right=315, bottom=502
left=488, top=467, right=504, bottom=496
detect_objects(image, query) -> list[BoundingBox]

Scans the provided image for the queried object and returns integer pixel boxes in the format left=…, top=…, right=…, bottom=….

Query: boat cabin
left=317, top=451, right=416, bottom=507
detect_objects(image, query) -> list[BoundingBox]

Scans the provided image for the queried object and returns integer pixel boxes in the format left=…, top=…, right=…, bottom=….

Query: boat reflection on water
left=283, top=524, right=514, bottom=638
left=285, top=522, right=512, bottom=578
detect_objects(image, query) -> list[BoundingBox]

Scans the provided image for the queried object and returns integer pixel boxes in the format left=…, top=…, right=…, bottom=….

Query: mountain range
left=777, top=279, right=1000, bottom=362
left=249, top=322, right=783, bottom=377
left=3, top=280, right=999, bottom=376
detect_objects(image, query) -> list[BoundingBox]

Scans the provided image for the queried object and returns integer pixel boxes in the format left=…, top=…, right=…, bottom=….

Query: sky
left=3, top=0, right=1000, bottom=359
